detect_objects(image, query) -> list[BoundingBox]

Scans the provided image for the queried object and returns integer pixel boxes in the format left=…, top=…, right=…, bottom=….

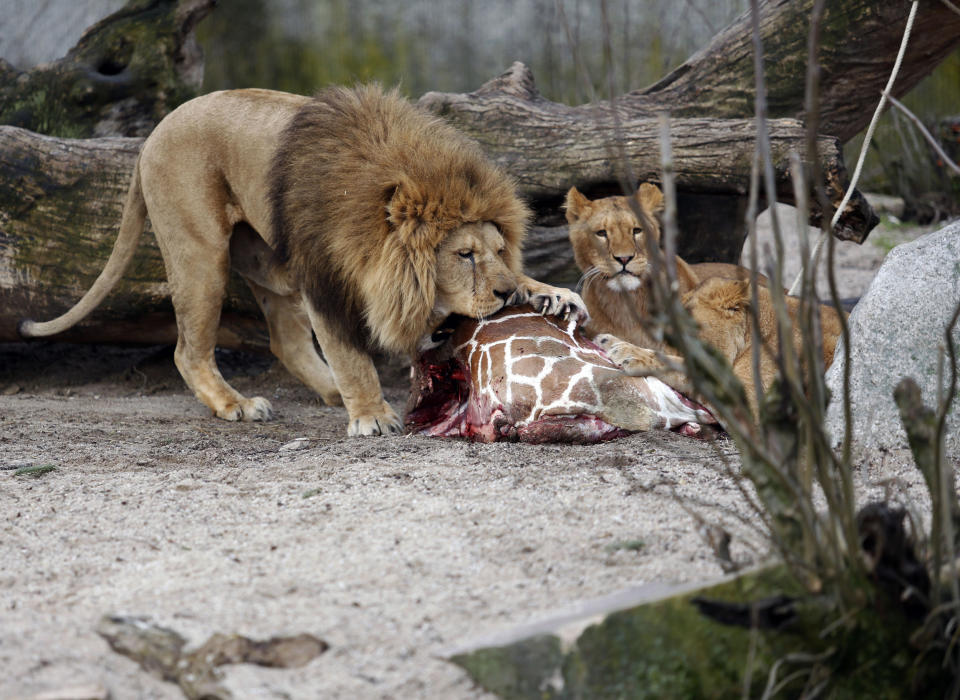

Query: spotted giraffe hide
left=406, top=305, right=716, bottom=443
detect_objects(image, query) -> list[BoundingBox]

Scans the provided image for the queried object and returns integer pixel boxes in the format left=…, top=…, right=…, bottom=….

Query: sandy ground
left=0, top=209, right=943, bottom=699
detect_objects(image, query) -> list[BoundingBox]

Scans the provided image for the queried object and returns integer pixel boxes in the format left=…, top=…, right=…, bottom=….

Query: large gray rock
left=825, top=221, right=960, bottom=458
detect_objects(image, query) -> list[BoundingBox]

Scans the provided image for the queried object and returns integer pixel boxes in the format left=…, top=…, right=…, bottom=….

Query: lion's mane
left=270, top=84, right=530, bottom=355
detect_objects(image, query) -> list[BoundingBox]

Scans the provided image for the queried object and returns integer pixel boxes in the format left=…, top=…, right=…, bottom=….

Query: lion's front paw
left=530, top=287, right=589, bottom=324
left=216, top=396, right=275, bottom=422
left=594, top=333, right=618, bottom=350
left=595, top=334, right=658, bottom=377
left=347, top=402, right=402, bottom=437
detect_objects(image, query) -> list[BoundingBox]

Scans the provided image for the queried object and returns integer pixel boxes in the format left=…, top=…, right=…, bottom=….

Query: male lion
left=20, top=85, right=584, bottom=436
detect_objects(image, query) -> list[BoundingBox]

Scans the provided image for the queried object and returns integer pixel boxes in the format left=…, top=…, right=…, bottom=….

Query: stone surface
left=825, top=221, right=960, bottom=457
left=26, top=684, right=110, bottom=700
left=445, top=563, right=940, bottom=698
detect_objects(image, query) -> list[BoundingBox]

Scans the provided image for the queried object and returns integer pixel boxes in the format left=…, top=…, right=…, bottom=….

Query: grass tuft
left=14, top=464, right=58, bottom=478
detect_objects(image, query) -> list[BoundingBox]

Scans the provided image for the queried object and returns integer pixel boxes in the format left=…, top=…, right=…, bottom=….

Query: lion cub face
left=565, top=184, right=665, bottom=293
left=434, top=221, right=518, bottom=320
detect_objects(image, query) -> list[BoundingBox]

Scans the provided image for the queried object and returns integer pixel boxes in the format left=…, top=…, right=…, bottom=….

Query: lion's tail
left=19, top=155, right=149, bottom=339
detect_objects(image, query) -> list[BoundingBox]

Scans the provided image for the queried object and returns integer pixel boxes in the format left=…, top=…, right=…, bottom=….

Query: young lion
left=682, top=277, right=845, bottom=413
left=20, top=85, right=584, bottom=436
left=596, top=269, right=846, bottom=417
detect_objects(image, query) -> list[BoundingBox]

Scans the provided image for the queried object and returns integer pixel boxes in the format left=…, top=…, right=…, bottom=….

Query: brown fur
left=683, top=276, right=846, bottom=413
left=270, top=85, right=530, bottom=356
left=565, top=183, right=753, bottom=351
left=564, top=183, right=754, bottom=392
left=20, top=85, right=584, bottom=436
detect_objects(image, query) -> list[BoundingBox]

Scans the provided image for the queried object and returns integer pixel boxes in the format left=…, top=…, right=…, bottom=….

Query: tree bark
left=419, top=62, right=876, bottom=244
left=0, top=127, right=265, bottom=348
left=630, top=0, right=960, bottom=143
left=0, top=0, right=215, bottom=138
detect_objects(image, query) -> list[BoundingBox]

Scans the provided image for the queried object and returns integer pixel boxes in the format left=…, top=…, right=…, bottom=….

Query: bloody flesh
left=406, top=306, right=715, bottom=443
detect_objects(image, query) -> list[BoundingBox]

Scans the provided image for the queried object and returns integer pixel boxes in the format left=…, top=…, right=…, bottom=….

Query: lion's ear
left=637, top=183, right=664, bottom=215
left=727, top=279, right=751, bottom=312
left=564, top=186, right=592, bottom=223
left=384, top=184, right=448, bottom=250
left=385, top=183, right=409, bottom=230
left=383, top=185, right=400, bottom=228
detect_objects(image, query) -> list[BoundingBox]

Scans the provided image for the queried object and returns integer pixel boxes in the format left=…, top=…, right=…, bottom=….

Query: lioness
left=565, top=183, right=753, bottom=388
left=565, top=183, right=842, bottom=416
left=20, top=85, right=585, bottom=436
left=565, top=183, right=754, bottom=349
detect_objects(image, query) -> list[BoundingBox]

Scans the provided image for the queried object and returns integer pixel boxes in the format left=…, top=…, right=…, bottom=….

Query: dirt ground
left=0, top=210, right=942, bottom=699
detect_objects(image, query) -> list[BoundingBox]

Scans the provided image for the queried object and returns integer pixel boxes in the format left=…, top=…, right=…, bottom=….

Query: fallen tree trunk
left=419, top=62, right=876, bottom=246
left=632, top=0, right=960, bottom=143
left=4, top=0, right=957, bottom=344
left=0, top=108, right=868, bottom=343
left=417, top=0, right=960, bottom=268
left=0, top=127, right=265, bottom=349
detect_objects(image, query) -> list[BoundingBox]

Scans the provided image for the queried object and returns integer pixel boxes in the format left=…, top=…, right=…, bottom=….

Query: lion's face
left=565, top=184, right=665, bottom=293
left=433, top=221, right=519, bottom=321
left=682, top=277, right=751, bottom=362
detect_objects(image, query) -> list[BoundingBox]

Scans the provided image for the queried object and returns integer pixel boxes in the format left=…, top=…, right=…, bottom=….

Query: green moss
left=869, top=232, right=898, bottom=255
left=452, top=635, right=564, bottom=700
left=0, top=74, right=90, bottom=139
left=0, top=0, right=202, bottom=137
left=14, top=464, right=58, bottom=477
left=453, top=564, right=951, bottom=699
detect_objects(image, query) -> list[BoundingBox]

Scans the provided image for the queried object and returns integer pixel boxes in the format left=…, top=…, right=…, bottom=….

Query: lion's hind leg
left=151, top=216, right=273, bottom=422
left=170, top=268, right=274, bottom=421
left=244, top=280, right=342, bottom=406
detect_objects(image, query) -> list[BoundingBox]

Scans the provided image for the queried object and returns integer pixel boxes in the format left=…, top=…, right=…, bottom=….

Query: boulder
left=825, top=221, right=960, bottom=458
left=443, top=562, right=939, bottom=697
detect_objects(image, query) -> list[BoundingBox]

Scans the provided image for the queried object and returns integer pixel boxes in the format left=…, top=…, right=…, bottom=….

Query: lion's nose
left=615, top=254, right=634, bottom=267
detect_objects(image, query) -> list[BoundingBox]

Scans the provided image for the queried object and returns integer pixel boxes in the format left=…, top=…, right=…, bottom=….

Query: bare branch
left=942, top=0, right=960, bottom=18
left=887, top=94, right=960, bottom=177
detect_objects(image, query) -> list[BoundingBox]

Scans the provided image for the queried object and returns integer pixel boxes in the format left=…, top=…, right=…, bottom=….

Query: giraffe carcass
left=405, top=306, right=716, bottom=443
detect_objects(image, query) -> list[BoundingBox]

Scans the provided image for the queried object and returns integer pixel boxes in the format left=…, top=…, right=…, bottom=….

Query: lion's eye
left=458, top=250, right=474, bottom=260
left=595, top=230, right=607, bottom=238
left=497, top=248, right=506, bottom=257
left=632, top=228, right=642, bottom=236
